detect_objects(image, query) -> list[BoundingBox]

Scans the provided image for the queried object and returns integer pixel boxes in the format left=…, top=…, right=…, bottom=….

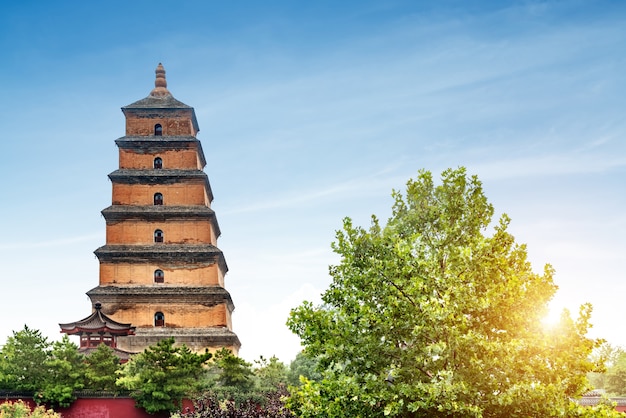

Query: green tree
left=210, top=348, right=255, bottom=391
left=117, top=337, right=211, bottom=415
left=603, top=351, right=626, bottom=395
left=185, top=351, right=293, bottom=418
left=37, top=335, right=86, bottom=408
left=0, top=400, right=60, bottom=418
left=254, top=355, right=289, bottom=391
left=83, top=343, right=121, bottom=392
left=287, top=351, right=321, bottom=386
left=588, top=342, right=625, bottom=391
left=0, top=326, right=51, bottom=392
left=287, top=168, right=612, bottom=417
left=202, top=348, right=256, bottom=404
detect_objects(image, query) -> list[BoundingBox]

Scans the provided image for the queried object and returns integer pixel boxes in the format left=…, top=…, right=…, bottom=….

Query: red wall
left=0, top=397, right=194, bottom=418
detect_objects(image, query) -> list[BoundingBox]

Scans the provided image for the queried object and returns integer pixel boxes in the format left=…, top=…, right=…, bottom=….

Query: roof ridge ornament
left=150, top=63, right=171, bottom=97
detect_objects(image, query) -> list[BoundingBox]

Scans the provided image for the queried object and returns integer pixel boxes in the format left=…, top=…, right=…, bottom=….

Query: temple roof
left=59, top=303, right=135, bottom=336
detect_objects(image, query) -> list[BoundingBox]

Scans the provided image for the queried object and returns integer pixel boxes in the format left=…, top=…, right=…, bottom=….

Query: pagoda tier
left=115, top=135, right=207, bottom=168
left=86, top=63, right=240, bottom=354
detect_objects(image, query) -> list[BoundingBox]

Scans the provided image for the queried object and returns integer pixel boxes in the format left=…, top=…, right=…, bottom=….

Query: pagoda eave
left=101, top=205, right=221, bottom=236
left=94, top=244, right=227, bottom=271
left=126, top=327, right=241, bottom=350
left=108, top=169, right=213, bottom=201
left=86, top=285, right=235, bottom=311
left=114, top=136, right=206, bottom=168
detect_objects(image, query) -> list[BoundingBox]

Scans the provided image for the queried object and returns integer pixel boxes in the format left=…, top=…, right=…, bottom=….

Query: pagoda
left=59, top=302, right=135, bottom=360
left=83, top=64, right=240, bottom=354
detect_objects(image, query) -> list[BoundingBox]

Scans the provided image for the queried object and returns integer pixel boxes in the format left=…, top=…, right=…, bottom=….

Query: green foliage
left=287, top=351, right=321, bottom=386
left=117, top=337, right=211, bottom=414
left=603, top=351, right=626, bottom=396
left=0, top=326, right=51, bottom=392
left=201, top=348, right=256, bottom=404
left=0, top=329, right=88, bottom=408
left=287, top=168, right=605, bottom=417
left=177, top=387, right=294, bottom=418
left=0, top=400, right=60, bottom=418
left=37, top=335, right=86, bottom=408
left=588, top=342, right=618, bottom=390
left=191, top=350, right=294, bottom=415
left=211, top=348, right=255, bottom=390
left=565, top=400, right=625, bottom=417
left=83, top=343, right=121, bottom=391
left=254, top=355, right=289, bottom=391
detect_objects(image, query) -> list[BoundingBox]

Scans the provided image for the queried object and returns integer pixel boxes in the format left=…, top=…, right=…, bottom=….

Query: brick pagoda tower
left=87, top=64, right=240, bottom=354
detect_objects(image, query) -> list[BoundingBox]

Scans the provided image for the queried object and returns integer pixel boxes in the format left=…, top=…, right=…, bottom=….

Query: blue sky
left=0, top=0, right=624, bottom=363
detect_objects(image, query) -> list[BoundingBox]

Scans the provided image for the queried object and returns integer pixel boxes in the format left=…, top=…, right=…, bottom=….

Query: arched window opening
left=154, top=157, right=163, bottom=169
left=154, top=269, right=164, bottom=283
left=154, top=193, right=163, bottom=206
left=154, top=229, right=164, bottom=243
left=155, top=124, right=163, bottom=136
left=155, top=312, right=165, bottom=327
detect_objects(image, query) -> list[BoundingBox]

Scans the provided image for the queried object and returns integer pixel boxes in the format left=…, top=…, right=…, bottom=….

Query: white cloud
left=235, top=282, right=323, bottom=363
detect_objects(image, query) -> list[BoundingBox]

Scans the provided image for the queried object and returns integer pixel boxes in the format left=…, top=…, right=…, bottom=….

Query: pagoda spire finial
left=150, top=63, right=171, bottom=97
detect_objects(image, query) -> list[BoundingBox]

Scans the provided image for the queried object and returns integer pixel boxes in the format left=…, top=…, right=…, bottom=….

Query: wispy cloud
left=470, top=152, right=626, bottom=181
left=0, top=233, right=102, bottom=251
left=221, top=165, right=405, bottom=215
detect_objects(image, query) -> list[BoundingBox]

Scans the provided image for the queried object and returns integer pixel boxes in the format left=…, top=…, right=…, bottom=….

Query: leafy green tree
left=588, top=342, right=625, bottom=391
left=254, top=355, right=288, bottom=391
left=0, top=400, right=60, bottom=418
left=0, top=326, right=51, bottom=392
left=117, top=337, right=211, bottom=415
left=202, top=348, right=256, bottom=404
left=83, top=343, right=121, bottom=392
left=287, top=168, right=611, bottom=417
left=177, top=387, right=294, bottom=418
left=193, top=350, right=292, bottom=415
left=211, top=348, right=255, bottom=391
left=287, top=351, right=321, bottom=386
left=37, top=335, right=86, bottom=408
left=603, top=351, right=626, bottom=395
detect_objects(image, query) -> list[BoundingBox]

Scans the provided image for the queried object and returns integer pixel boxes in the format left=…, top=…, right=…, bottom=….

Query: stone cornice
left=94, top=244, right=228, bottom=272
left=87, top=285, right=235, bottom=311
left=101, top=205, right=221, bottom=237
left=128, top=327, right=241, bottom=349
left=108, top=169, right=213, bottom=202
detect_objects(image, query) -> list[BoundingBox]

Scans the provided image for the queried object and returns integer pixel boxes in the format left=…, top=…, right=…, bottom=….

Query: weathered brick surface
left=104, top=303, right=229, bottom=329
left=99, top=262, right=223, bottom=287
left=125, top=110, right=197, bottom=136
left=119, top=148, right=202, bottom=169
left=106, top=219, right=217, bottom=245
left=111, top=183, right=210, bottom=206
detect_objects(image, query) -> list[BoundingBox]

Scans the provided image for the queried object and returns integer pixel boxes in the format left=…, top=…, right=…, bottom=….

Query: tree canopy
left=287, top=167, right=615, bottom=417
left=117, top=337, right=211, bottom=415
left=178, top=350, right=294, bottom=418
left=83, top=342, right=121, bottom=392
left=0, top=326, right=51, bottom=393
left=37, top=335, right=86, bottom=408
